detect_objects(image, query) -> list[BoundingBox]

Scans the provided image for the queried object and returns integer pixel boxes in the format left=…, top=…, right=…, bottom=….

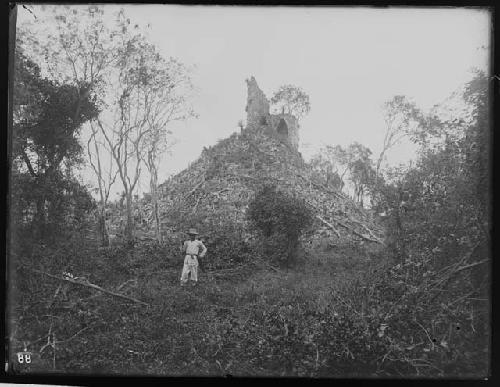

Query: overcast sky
left=18, top=5, right=491, bottom=198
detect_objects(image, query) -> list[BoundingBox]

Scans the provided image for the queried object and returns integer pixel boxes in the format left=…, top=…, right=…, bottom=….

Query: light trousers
left=180, top=255, right=199, bottom=283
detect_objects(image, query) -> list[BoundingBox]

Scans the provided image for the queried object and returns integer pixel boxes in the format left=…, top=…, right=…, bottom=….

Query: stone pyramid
left=142, top=77, right=383, bottom=246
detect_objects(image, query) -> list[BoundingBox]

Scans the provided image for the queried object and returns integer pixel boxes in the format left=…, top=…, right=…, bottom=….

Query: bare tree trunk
left=325, top=163, right=332, bottom=187
left=394, top=186, right=408, bottom=263
left=371, top=151, right=387, bottom=209
left=353, top=184, right=360, bottom=205
left=95, top=148, right=109, bottom=247
left=153, top=192, right=160, bottom=242
left=87, top=121, right=119, bottom=247
left=124, top=191, right=134, bottom=241
left=146, top=149, right=162, bottom=242
left=394, top=208, right=407, bottom=263
left=151, top=180, right=161, bottom=243
left=97, top=206, right=109, bottom=247
left=374, top=151, right=385, bottom=189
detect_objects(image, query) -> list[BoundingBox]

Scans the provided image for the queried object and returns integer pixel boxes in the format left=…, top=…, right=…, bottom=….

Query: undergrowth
left=9, top=237, right=489, bottom=377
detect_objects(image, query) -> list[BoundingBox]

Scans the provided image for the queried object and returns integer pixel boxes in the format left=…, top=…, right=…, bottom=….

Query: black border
left=1, top=0, right=498, bottom=385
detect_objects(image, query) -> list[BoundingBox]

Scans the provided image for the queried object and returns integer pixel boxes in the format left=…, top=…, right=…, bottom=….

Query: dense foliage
left=300, top=71, right=490, bottom=376
left=11, top=49, right=98, bottom=242
left=374, top=71, right=489, bottom=279
left=9, top=44, right=102, bottom=374
left=364, top=71, right=491, bottom=375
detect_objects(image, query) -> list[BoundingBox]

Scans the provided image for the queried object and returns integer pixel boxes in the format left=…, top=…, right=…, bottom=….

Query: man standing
left=180, top=228, right=207, bottom=286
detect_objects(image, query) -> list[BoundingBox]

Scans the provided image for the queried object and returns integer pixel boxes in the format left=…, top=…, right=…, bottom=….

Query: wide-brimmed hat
left=187, top=228, right=198, bottom=235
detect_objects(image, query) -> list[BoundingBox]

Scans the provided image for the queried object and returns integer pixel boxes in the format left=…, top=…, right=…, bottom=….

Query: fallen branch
left=46, top=284, right=63, bottom=308
left=40, top=323, right=54, bottom=354
left=21, top=266, right=150, bottom=307
left=55, top=325, right=92, bottom=345
left=137, top=235, right=157, bottom=242
left=453, top=259, right=489, bottom=274
left=428, top=258, right=489, bottom=302
left=429, top=245, right=483, bottom=293
left=334, top=218, right=384, bottom=244
left=296, top=173, right=344, bottom=200
left=20, top=333, right=51, bottom=350
left=316, top=215, right=341, bottom=238
left=414, top=320, right=435, bottom=350
left=347, top=216, right=384, bottom=242
left=251, top=257, right=280, bottom=273
left=116, top=278, right=138, bottom=291
left=302, top=196, right=382, bottom=244
left=447, top=290, right=477, bottom=307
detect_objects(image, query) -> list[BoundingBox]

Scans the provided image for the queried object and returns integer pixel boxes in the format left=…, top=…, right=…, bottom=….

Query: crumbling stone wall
left=245, top=76, right=300, bottom=151
left=245, top=76, right=270, bottom=128
left=269, top=113, right=299, bottom=150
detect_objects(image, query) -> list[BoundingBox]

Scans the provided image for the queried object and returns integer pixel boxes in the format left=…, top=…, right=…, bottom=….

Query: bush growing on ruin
left=247, top=184, right=314, bottom=266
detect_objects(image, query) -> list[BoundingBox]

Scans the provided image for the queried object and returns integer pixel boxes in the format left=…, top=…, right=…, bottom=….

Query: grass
left=10, top=240, right=488, bottom=377
left=10, top=240, right=379, bottom=376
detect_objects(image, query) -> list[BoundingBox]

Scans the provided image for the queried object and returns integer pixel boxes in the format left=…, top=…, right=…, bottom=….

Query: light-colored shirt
left=182, top=239, right=207, bottom=257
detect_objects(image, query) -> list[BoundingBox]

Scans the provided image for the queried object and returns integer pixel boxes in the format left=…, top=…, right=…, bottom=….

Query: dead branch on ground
left=316, top=215, right=341, bottom=238
left=334, top=218, right=384, bottom=244
left=21, top=265, right=150, bottom=307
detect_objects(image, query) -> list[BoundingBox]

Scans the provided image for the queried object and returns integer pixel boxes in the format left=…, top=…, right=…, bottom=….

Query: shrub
left=164, top=206, right=254, bottom=270
left=247, top=184, right=314, bottom=266
left=200, top=212, right=254, bottom=270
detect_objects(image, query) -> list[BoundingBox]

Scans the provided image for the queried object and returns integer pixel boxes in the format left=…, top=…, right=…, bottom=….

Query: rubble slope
left=143, top=123, right=384, bottom=245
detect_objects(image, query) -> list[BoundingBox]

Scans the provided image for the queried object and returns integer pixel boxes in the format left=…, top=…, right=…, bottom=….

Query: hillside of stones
left=104, top=76, right=384, bottom=248
left=138, top=123, right=384, bottom=247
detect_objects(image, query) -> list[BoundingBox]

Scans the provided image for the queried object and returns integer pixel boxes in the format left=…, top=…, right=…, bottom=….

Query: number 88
left=17, top=353, right=31, bottom=363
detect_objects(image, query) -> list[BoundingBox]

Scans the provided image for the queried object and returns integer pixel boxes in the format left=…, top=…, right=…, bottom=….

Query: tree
left=17, top=5, right=121, bottom=123
left=376, top=96, right=424, bottom=183
left=270, top=84, right=311, bottom=120
left=17, top=5, right=126, bottom=244
left=349, top=157, right=376, bottom=207
left=54, top=7, right=146, bottom=242
left=12, top=47, right=98, bottom=240
left=312, top=143, right=375, bottom=205
left=86, top=121, right=118, bottom=246
left=340, top=143, right=375, bottom=206
left=95, top=31, right=196, bottom=242
left=361, top=75, right=490, bottom=375
left=21, top=6, right=196, bottom=242
left=141, top=55, right=195, bottom=242
left=309, top=145, right=345, bottom=191
left=461, top=70, right=489, bottom=222
left=374, top=70, right=490, bottom=283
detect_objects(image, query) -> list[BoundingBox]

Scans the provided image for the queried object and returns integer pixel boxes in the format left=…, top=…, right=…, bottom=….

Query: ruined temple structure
left=245, top=76, right=300, bottom=151
left=105, top=76, right=384, bottom=251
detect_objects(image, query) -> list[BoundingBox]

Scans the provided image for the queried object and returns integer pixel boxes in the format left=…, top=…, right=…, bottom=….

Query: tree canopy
left=270, top=84, right=311, bottom=120
left=11, top=47, right=99, bottom=241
